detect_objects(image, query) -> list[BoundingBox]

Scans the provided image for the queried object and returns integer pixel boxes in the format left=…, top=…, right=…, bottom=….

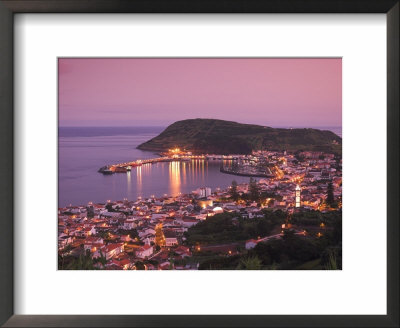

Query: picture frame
left=0, top=0, right=398, bottom=327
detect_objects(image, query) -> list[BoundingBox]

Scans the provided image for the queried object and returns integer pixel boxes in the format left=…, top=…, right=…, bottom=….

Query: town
left=59, top=149, right=342, bottom=270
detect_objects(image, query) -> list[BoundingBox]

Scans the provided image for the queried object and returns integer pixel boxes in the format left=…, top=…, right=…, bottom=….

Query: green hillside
left=137, top=119, right=342, bottom=155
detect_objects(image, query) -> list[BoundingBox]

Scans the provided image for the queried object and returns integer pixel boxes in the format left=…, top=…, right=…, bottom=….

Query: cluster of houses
left=58, top=150, right=341, bottom=270
left=252, top=150, right=342, bottom=210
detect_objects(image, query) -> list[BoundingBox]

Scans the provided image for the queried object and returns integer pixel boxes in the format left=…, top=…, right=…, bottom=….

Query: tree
left=66, top=249, right=94, bottom=270
left=326, top=181, right=334, bottom=206
left=58, top=254, right=65, bottom=270
left=169, top=258, right=174, bottom=270
left=105, top=203, right=114, bottom=212
left=135, top=261, right=145, bottom=270
left=237, top=256, right=262, bottom=270
left=118, top=228, right=138, bottom=239
left=295, top=153, right=305, bottom=162
left=324, top=251, right=338, bottom=270
left=97, top=250, right=107, bottom=268
left=229, top=180, right=239, bottom=201
left=249, top=178, right=260, bottom=202
left=86, top=206, right=95, bottom=218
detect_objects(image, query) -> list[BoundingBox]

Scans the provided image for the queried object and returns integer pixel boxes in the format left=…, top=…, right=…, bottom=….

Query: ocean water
left=58, top=126, right=341, bottom=207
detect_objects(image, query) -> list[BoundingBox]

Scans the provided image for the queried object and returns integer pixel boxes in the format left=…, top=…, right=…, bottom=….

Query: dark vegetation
left=184, top=211, right=286, bottom=246
left=137, top=119, right=342, bottom=155
left=59, top=249, right=106, bottom=270
left=184, top=209, right=342, bottom=270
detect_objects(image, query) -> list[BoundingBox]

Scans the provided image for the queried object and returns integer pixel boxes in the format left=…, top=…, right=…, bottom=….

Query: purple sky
left=59, top=58, right=342, bottom=128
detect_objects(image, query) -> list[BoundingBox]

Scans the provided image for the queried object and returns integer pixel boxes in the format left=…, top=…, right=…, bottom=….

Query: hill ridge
left=137, top=119, right=341, bottom=155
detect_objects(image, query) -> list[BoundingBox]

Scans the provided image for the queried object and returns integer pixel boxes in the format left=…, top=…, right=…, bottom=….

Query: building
left=197, top=187, right=212, bottom=198
left=103, top=243, right=124, bottom=260
left=123, top=219, right=136, bottom=230
left=212, top=206, right=223, bottom=214
left=164, top=230, right=178, bottom=247
left=136, top=245, right=154, bottom=259
left=295, top=184, right=301, bottom=208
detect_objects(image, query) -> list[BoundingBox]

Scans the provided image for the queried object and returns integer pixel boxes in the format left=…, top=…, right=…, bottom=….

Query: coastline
left=219, top=166, right=274, bottom=178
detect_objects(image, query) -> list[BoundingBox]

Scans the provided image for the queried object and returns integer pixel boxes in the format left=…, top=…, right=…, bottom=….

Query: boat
left=98, top=166, right=114, bottom=174
left=114, top=166, right=128, bottom=173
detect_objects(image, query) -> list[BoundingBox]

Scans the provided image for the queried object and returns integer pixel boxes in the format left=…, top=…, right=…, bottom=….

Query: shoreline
left=219, top=167, right=275, bottom=178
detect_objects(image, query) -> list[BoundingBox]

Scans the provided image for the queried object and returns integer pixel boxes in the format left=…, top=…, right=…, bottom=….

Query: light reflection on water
left=169, top=161, right=181, bottom=196
left=59, top=134, right=251, bottom=207
left=136, top=166, right=142, bottom=195
left=121, top=159, right=249, bottom=203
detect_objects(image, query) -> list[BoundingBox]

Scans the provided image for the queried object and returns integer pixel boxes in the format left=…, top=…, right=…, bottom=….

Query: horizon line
left=59, top=125, right=342, bottom=129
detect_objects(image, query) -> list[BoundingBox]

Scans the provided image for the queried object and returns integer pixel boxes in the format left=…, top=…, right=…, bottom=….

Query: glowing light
left=169, top=161, right=181, bottom=196
left=182, top=162, right=187, bottom=185
left=169, top=148, right=181, bottom=154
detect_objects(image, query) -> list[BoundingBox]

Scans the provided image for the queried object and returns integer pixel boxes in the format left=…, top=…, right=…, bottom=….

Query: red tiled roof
left=112, top=258, right=131, bottom=266
left=175, top=246, right=190, bottom=254
left=104, top=243, right=123, bottom=252
left=137, top=244, right=152, bottom=252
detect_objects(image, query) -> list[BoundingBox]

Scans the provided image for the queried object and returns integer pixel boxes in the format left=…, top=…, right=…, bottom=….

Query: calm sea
left=58, top=126, right=341, bottom=207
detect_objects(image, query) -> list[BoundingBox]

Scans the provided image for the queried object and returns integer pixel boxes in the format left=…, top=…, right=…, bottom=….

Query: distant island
left=137, top=119, right=342, bottom=155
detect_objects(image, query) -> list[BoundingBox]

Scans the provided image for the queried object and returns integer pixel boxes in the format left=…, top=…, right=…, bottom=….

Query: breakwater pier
left=98, top=154, right=243, bottom=175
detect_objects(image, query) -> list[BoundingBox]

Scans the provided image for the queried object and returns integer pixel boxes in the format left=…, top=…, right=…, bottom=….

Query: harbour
left=59, top=129, right=251, bottom=207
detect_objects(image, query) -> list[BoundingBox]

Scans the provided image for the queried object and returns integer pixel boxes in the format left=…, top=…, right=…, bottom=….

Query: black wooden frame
left=0, top=1, right=398, bottom=327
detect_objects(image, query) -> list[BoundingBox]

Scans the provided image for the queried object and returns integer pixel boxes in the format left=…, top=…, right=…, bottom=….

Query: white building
left=295, top=185, right=301, bottom=208
left=164, top=231, right=178, bottom=247
left=136, top=245, right=153, bottom=259
left=123, top=219, right=136, bottom=230
left=195, top=187, right=212, bottom=198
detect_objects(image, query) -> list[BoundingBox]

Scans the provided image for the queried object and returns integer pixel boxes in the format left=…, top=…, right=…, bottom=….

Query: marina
left=98, top=151, right=244, bottom=175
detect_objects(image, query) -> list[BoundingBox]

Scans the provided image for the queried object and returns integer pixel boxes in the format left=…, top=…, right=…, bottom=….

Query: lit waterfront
left=58, top=128, right=250, bottom=207
left=58, top=126, right=340, bottom=207
left=61, top=159, right=249, bottom=208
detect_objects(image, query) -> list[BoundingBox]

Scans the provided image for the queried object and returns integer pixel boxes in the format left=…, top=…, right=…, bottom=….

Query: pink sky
left=58, top=58, right=341, bottom=128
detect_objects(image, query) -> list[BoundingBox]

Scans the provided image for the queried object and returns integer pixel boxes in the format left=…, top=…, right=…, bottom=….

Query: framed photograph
left=57, top=56, right=343, bottom=272
left=0, top=1, right=398, bottom=327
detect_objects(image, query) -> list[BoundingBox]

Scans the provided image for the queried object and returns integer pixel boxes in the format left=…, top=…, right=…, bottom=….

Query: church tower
left=295, top=184, right=301, bottom=208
